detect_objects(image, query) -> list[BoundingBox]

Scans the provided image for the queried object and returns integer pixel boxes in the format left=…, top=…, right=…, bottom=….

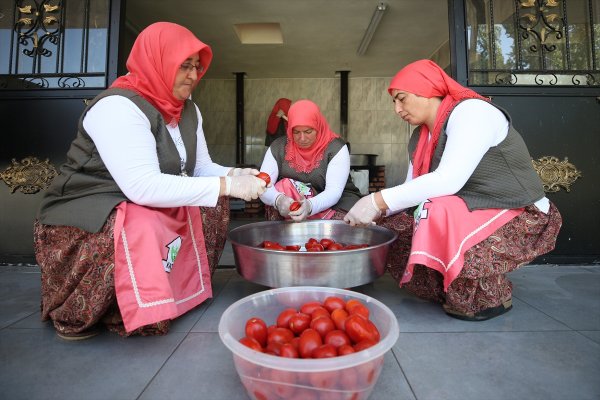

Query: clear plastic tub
left=218, top=286, right=400, bottom=400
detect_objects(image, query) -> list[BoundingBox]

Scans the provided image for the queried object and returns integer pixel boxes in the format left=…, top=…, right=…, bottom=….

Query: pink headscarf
left=284, top=100, right=339, bottom=173
left=111, top=22, right=212, bottom=126
left=388, top=59, right=489, bottom=177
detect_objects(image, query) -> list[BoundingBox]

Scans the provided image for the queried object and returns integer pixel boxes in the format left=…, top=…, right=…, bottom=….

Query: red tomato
left=348, top=303, right=370, bottom=319
left=310, top=306, right=330, bottom=321
left=289, top=201, right=301, bottom=211
left=268, top=327, right=295, bottom=344
left=290, top=336, right=300, bottom=350
left=267, top=324, right=277, bottom=335
left=310, top=316, right=336, bottom=339
left=306, top=243, right=324, bottom=252
left=298, top=328, right=322, bottom=358
left=345, top=299, right=364, bottom=313
left=279, top=342, right=299, bottom=358
left=239, top=336, right=263, bottom=352
left=266, top=340, right=283, bottom=356
left=337, top=344, right=356, bottom=356
left=365, top=318, right=381, bottom=342
left=326, top=242, right=344, bottom=251
left=245, top=317, right=268, bottom=347
left=276, top=308, right=297, bottom=328
left=288, top=312, right=311, bottom=335
left=256, top=172, right=271, bottom=185
left=353, top=339, right=378, bottom=352
left=324, top=329, right=351, bottom=348
left=337, top=365, right=360, bottom=390
left=300, top=301, right=323, bottom=315
left=323, top=296, right=346, bottom=313
left=330, top=308, right=349, bottom=331
left=311, top=343, right=337, bottom=358
left=306, top=238, right=319, bottom=245
left=309, top=370, right=339, bottom=389
left=285, top=245, right=301, bottom=251
left=319, top=238, right=334, bottom=248
left=270, top=369, right=297, bottom=397
left=344, top=314, right=378, bottom=344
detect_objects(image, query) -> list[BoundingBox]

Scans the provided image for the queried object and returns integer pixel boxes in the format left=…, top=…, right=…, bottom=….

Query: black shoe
left=443, top=299, right=512, bottom=321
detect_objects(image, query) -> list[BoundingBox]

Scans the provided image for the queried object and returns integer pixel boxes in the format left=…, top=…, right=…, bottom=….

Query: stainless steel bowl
left=228, top=220, right=398, bottom=288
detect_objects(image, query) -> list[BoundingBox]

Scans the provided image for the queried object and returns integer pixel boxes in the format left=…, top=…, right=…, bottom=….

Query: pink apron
left=113, top=202, right=212, bottom=332
left=275, top=178, right=335, bottom=220
left=401, top=196, right=523, bottom=291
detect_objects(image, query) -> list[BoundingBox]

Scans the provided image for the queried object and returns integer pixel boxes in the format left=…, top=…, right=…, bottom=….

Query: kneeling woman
left=259, top=99, right=361, bottom=222
left=344, top=60, right=562, bottom=321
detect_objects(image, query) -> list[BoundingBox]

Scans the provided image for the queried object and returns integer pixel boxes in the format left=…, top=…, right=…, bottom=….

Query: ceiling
left=126, top=0, right=450, bottom=79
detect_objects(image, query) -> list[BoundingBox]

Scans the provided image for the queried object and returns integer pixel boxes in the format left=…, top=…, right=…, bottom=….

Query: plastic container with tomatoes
left=218, top=286, right=399, bottom=400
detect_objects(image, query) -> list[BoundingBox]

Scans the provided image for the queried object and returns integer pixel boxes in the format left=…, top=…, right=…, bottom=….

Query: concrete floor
left=1, top=219, right=599, bottom=400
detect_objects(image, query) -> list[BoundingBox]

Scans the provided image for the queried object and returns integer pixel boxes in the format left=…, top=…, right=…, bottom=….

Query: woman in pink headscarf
left=345, top=60, right=562, bottom=321
left=259, top=99, right=361, bottom=221
left=33, top=22, right=268, bottom=340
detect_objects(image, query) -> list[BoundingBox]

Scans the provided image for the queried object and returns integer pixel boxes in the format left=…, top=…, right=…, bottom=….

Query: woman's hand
left=228, top=167, right=259, bottom=176
left=344, top=194, right=382, bottom=226
left=275, top=194, right=294, bottom=217
left=289, top=199, right=312, bottom=222
left=225, top=175, right=267, bottom=201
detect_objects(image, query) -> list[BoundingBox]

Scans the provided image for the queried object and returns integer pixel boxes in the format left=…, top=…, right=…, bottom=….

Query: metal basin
left=228, top=220, right=398, bottom=288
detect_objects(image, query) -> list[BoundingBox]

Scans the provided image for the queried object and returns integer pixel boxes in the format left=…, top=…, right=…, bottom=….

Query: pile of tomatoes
left=260, top=238, right=369, bottom=252
left=240, top=296, right=380, bottom=359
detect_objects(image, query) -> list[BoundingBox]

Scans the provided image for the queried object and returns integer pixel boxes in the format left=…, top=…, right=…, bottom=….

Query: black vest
left=408, top=101, right=545, bottom=210
left=38, top=88, right=198, bottom=232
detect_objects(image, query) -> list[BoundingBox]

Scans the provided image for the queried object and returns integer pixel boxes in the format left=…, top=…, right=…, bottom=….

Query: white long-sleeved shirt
left=83, top=95, right=231, bottom=207
left=259, top=144, right=351, bottom=215
left=381, top=99, right=549, bottom=213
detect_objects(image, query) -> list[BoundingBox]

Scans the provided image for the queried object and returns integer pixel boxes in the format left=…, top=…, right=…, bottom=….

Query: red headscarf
left=266, top=98, right=292, bottom=135
left=284, top=99, right=340, bottom=173
left=388, top=59, right=489, bottom=178
left=111, top=22, right=212, bottom=126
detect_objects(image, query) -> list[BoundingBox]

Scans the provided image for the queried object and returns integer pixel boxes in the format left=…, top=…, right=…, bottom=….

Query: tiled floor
left=1, top=219, right=599, bottom=400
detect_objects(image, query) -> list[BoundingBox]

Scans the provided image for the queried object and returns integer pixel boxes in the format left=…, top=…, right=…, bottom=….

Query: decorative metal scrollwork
left=532, top=156, right=581, bottom=193
left=519, top=0, right=565, bottom=53
left=14, top=0, right=62, bottom=58
left=0, top=157, right=57, bottom=194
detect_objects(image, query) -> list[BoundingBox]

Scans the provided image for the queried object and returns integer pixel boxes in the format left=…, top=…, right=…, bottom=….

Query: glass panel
left=0, top=0, right=110, bottom=90
left=466, top=0, right=600, bottom=87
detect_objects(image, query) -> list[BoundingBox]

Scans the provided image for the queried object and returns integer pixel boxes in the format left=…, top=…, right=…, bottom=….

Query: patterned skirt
left=381, top=202, right=562, bottom=314
left=33, top=197, right=230, bottom=337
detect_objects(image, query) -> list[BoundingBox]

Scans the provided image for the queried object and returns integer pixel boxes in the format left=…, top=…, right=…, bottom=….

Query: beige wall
left=194, top=76, right=413, bottom=188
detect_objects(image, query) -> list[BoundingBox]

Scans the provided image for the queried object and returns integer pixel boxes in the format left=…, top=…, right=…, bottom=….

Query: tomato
left=309, top=370, right=339, bottom=389
left=344, top=314, right=377, bottom=344
left=323, top=296, right=346, bottom=313
left=285, top=245, right=301, bottom=251
left=299, top=301, right=323, bottom=315
left=319, top=238, right=334, bottom=248
left=289, top=201, right=301, bottom=211
left=324, top=329, right=351, bottom=348
left=365, top=318, right=381, bottom=342
left=276, top=308, right=297, bottom=328
left=348, top=303, right=370, bottom=319
left=279, top=342, right=299, bottom=358
left=306, top=243, right=324, bottom=252
left=288, top=312, right=311, bottom=335
left=310, top=306, right=330, bottom=320
left=326, top=242, right=344, bottom=251
left=330, top=308, right=349, bottom=331
left=345, top=299, right=364, bottom=313
left=266, top=340, right=283, bottom=356
left=298, top=328, right=322, bottom=358
left=290, top=336, right=300, bottom=350
left=267, top=327, right=295, bottom=344
left=353, top=338, right=378, bottom=352
left=311, top=343, right=337, bottom=358
left=267, top=324, right=277, bottom=335
left=245, top=317, right=268, bottom=347
left=310, top=316, right=335, bottom=339
left=337, top=344, right=356, bottom=356
left=239, top=336, right=263, bottom=352
left=306, top=238, right=319, bottom=245
left=256, top=172, right=271, bottom=185
left=270, top=369, right=297, bottom=397
left=337, top=365, right=359, bottom=390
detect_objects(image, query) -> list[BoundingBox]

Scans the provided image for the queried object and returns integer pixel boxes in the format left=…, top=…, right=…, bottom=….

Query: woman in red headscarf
left=259, top=99, right=361, bottom=222
left=265, top=98, right=292, bottom=146
left=344, top=60, right=562, bottom=321
left=33, top=22, right=268, bottom=340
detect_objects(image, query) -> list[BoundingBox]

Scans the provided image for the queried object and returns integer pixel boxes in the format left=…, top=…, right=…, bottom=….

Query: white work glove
left=343, top=194, right=382, bottom=226
left=228, top=167, right=259, bottom=177
left=225, top=175, right=266, bottom=201
left=275, top=194, right=294, bottom=218
left=289, top=199, right=312, bottom=222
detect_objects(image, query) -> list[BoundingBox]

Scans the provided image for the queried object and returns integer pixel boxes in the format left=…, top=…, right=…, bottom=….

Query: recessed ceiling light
left=233, top=23, right=283, bottom=44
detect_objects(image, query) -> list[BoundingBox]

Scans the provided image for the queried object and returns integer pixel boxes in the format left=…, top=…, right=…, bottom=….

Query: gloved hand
left=275, top=194, right=294, bottom=218
left=226, top=175, right=266, bottom=201
left=229, top=167, right=259, bottom=177
left=289, top=199, right=312, bottom=222
left=343, top=194, right=382, bottom=226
